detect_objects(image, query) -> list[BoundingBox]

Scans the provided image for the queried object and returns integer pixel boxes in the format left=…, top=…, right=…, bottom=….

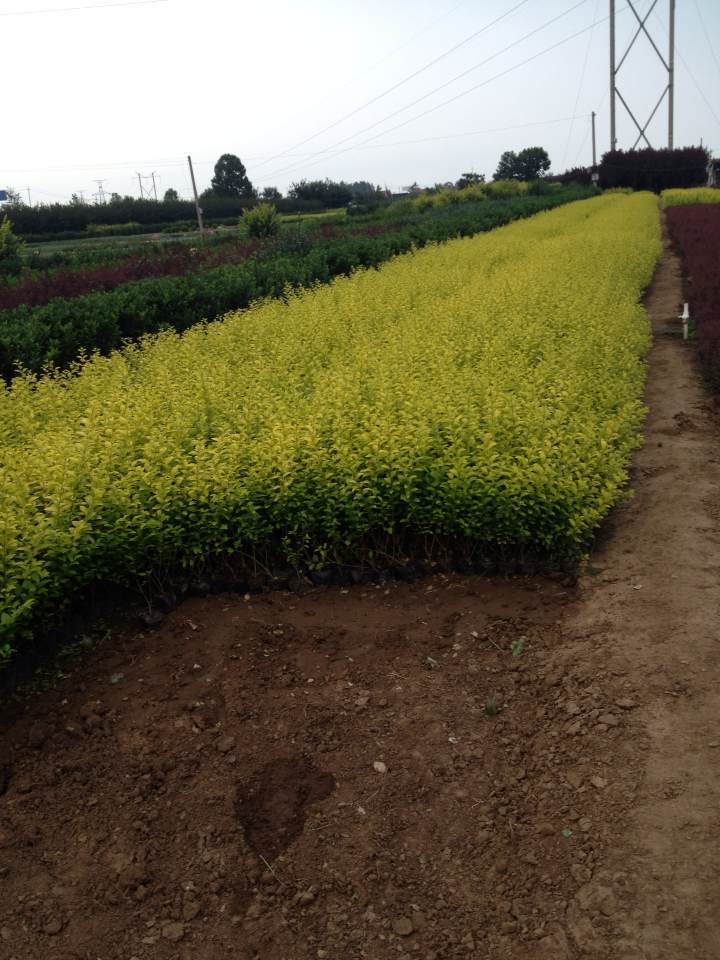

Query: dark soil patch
left=0, top=575, right=644, bottom=959
left=236, top=757, right=336, bottom=862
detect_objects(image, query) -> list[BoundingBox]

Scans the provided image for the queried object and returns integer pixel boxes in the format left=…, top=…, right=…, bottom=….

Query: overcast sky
left=2, top=0, right=719, bottom=204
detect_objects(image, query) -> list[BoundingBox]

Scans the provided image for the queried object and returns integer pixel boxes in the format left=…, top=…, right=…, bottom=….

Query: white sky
left=2, top=0, right=719, bottom=204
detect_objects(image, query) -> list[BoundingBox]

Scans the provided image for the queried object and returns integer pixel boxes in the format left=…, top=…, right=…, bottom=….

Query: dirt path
left=554, top=220, right=720, bottom=958
left=0, top=221, right=718, bottom=960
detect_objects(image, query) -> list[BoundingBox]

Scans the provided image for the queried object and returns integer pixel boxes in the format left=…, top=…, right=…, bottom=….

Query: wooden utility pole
left=187, top=155, right=204, bottom=236
left=591, top=111, right=597, bottom=167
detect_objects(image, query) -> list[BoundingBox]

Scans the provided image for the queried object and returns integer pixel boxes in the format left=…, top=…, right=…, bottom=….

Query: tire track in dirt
left=556, top=216, right=720, bottom=958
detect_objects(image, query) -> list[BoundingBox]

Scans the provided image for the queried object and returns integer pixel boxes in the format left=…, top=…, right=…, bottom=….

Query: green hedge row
left=1, top=189, right=591, bottom=381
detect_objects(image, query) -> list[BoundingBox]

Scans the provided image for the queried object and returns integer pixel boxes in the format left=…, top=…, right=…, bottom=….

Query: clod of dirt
left=42, top=917, right=63, bottom=936
left=235, top=758, right=335, bottom=862
left=616, top=698, right=636, bottom=710
left=392, top=917, right=414, bottom=936
left=217, top=736, right=236, bottom=754
left=161, top=922, right=185, bottom=942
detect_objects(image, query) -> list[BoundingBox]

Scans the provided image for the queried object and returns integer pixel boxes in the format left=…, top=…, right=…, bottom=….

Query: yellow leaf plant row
left=0, top=193, right=661, bottom=657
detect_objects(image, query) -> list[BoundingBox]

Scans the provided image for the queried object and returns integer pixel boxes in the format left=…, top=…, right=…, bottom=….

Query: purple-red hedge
left=0, top=239, right=262, bottom=311
left=667, top=204, right=720, bottom=384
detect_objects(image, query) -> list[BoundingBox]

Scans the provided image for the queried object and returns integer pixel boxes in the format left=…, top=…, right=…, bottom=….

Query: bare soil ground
left=1, top=221, right=718, bottom=960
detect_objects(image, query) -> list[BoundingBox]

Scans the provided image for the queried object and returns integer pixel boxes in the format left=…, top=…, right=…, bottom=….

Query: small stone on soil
left=373, top=761, right=387, bottom=774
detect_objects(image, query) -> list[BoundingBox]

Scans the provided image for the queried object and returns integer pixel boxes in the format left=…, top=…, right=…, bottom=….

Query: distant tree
left=109, top=192, right=123, bottom=204
left=0, top=216, right=24, bottom=277
left=210, top=153, right=254, bottom=199
left=349, top=180, right=382, bottom=199
left=494, top=151, right=519, bottom=180
left=516, top=147, right=551, bottom=180
left=401, top=182, right=423, bottom=196
left=261, top=186, right=282, bottom=201
left=163, top=187, right=179, bottom=202
left=456, top=171, right=485, bottom=189
left=288, top=178, right=353, bottom=207
left=3, top=187, right=23, bottom=206
left=494, top=147, right=551, bottom=181
left=70, top=193, right=85, bottom=206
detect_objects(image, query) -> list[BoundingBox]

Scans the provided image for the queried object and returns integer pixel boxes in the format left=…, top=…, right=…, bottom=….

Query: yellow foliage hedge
left=661, top=187, right=720, bottom=207
left=0, top=193, right=661, bottom=656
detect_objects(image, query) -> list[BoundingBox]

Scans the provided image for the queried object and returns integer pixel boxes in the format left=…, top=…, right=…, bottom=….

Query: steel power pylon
left=609, top=0, right=675, bottom=150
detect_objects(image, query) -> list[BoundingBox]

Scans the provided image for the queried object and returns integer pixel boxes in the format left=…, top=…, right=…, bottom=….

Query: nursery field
left=6, top=194, right=720, bottom=960
left=0, top=193, right=660, bottom=664
left=0, top=187, right=589, bottom=379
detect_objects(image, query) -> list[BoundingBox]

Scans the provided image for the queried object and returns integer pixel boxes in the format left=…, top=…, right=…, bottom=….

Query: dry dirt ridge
left=0, top=222, right=718, bottom=959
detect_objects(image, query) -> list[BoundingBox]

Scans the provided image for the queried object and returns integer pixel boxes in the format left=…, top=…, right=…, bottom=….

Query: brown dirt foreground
left=1, top=223, right=719, bottom=960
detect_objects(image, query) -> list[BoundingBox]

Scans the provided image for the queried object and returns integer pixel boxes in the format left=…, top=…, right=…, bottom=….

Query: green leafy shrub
left=242, top=202, right=280, bottom=238
left=0, top=217, right=24, bottom=278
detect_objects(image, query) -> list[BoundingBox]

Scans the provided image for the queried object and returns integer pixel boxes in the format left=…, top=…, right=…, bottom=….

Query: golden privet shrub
left=0, top=193, right=661, bottom=656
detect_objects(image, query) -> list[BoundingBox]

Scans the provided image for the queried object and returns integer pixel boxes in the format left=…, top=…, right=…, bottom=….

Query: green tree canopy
left=494, top=147, right=551, bottom=181
left=163, top=187, right=179, bottom=202
left=261, top=186, right=282, bottom=201
left=288, top=178, right=353, bottom=206
left=211, top=153, right=255, bottom=199
left=456, top=171, right=485, bottom=189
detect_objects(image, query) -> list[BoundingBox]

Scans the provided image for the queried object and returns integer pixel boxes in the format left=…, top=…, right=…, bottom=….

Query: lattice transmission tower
left=609, top=0, right=675, bottom=150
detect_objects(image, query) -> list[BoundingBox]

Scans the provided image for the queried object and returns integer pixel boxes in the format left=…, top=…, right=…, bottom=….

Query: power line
left=692, top=0, right=720, bottom=82
left=262, top=2, right=623, bottom=184
left=284, top=114, right=592, bottom=161
left=251, top=0, right=534, bottom=173
left=262, top=0, right=593, bottom=182
left=651, top=5, right=720, bottom=129
left=560, top=0, right=601, bottom=170
left=1, top=0, right=168, bottom=15
left=306, top=0, right=474, bottom=109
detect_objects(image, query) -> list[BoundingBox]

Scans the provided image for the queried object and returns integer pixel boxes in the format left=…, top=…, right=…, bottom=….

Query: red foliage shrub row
left=667, top=205, right=720, bottom=384
left=0, top=221, right=404, bottom=312
left=0, top=239, right=262, bottom=311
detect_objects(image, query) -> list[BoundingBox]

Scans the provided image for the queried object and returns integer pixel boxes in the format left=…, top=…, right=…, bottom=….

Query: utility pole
left=187, top=155, right=204, bottom=236
left=93, top=179, right=107, bottom=204
left=25, top=186, right=31, bottom=206
left=609, top=0, right=677, bottom=151
left=137, top=172, right=144, bottom=198
left=591, top=111, right=597, bottom=167
left=609, top=0, right=616, bottom=150
left=668, top=0, right=675, bottom=149
left=151, top=171, right=158, bottom=202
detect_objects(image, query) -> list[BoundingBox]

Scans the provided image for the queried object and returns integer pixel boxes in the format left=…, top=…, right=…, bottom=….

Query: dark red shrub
left=667, top=205, right=720, bottom=385
left=0, top=239, right=261, bottom=311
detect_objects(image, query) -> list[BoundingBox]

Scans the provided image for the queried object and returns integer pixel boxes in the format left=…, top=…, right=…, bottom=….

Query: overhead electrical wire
left=262, top=1, right=626, bottom=184
left=560, top=0, right=601, bottom=170
left=692, top=0, right=720, bottom=81
left=650, top=5, right=720, bottom=129
left=250, top=0, right=534, bottom=173
left=307, top=0, right=474, bottom=108
left=262, top=0, right=593, bottom=182
left=1, top=0, right=168, bottom=14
